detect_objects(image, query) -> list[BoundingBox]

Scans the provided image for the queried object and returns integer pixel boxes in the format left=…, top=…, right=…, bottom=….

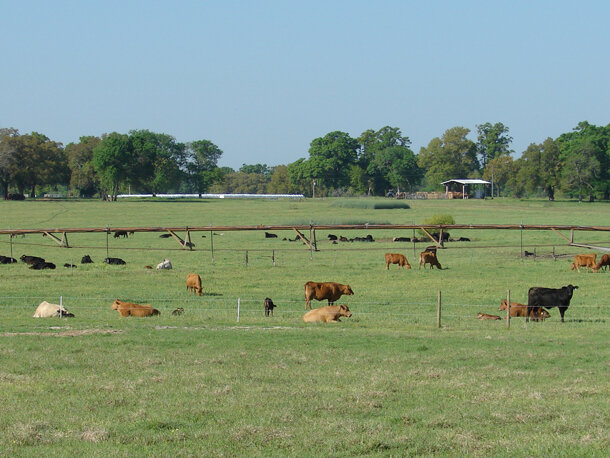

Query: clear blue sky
left=2, top=0, right=609, bottom=169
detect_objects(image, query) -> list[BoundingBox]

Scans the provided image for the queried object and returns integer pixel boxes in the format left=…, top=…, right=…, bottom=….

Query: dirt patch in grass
left=1, top=328, right=123, bottom=337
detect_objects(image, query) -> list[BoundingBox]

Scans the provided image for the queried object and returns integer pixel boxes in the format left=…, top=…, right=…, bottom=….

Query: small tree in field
left=417, top=214, right=455, bottom=238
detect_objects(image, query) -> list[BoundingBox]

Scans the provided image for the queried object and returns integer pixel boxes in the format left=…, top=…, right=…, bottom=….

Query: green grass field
left=0, top=197, right=608, bottom=456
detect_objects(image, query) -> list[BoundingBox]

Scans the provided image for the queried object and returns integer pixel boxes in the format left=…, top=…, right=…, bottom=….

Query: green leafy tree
left=417, top=127, right=478, bottom=190
left=482, top=155, right=515, bottom=197
left=306, top=131, right=359, bottom=189
left=239, top=163, right=271, bottom=178
left=211, top=172, right=268, bottom=194
left=267, top=165, right=296, bottom=194
left=369, top=145, right=422, bottom=193
left=561, top=138, right=601, bottom=202
left=539, top=138, right=562, bottom=200
left=66, top=136, right=101, bottom=197
left=0, top=127, right=20, bottom=199
left=186, top=140, right=223, bottom=193
left=92, top=132, right=133, bottom=201
left=476, top=122, right=513, bottom=168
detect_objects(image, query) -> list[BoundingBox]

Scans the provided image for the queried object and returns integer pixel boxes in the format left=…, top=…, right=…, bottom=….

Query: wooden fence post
left=59, top=296, right=63, bottom=318
left=9, top=233, right=13, bottom=259
left=437, top=290, right=442, bottom=328
left=245, top=250, right=248, bottom=267
left=506, top=289, right=511, bottom=329
left=210, top=230, right=215, bottom=262
left=272, top=250, right=275, bottom=266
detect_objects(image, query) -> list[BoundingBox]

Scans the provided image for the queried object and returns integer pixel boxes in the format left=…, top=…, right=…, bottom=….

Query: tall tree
left=417, top=127, right=478, bottom=190
left=539, top=137, right=562, bottom=200
left=66, top=136, right=101, bottom=197
left=368, top=145, right=422, bottom=193
left=92, top=132, right=133, bottom=201
left=239, top=163, right=271, bottom=178
left=186, top=140, right=223, bottom=194
left=267, top=165, right=296, bottom=194
left=482, top=155, right=515, bottom=197
left=476, top=122, right=513, bottom=168
left=306, top=131, right=359, bottom=190
left=561, top=138, right=601, bottom=202
left=0, top=128, right=19, bottom=199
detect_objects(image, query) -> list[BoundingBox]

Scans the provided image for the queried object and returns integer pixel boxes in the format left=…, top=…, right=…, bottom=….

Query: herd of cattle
left=2, top=232, right=607, bottom=323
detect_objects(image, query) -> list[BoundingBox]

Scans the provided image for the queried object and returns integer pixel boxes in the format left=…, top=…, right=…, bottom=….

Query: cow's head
left=565, top=285, right=579, bottom=296
left=111, top=300, right=121, bottom=310
left=338, top=304, right=352, bottom=318
left=570, top=263, right=576, bottom=270
left=342, top=285, right=354, bottom=295
left=499, top=299, right=508, bottom=311
left=534, top=308, right=551, bottom=321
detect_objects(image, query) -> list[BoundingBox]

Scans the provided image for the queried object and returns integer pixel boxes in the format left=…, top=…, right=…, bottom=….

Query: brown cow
left=477, top=312, right=501, bottom=320
left=111, top=299, right=160, bottom=317
left=304, top=281, right=353, bottom=310
left=570, top=254, right=598, bottom=273
left=595, top=254, right=610, bottom=272
left=303, top=304, right=352, bottom=323
left=419, top=251, right=442, bottom=269
left=385, top=253, right=411, bottom=270
left=186, top=273, right=203, bottom=296
left=499, top=300, right=550, bottom=321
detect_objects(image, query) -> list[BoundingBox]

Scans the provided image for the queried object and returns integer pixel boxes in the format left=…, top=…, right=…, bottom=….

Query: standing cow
left=186, top=273, right=203, bottom=296
left=527, top=285, right=578, bottom=323
left=304, top=281, right=353, bottom=310
left=385, top=253, right=411, bottom=270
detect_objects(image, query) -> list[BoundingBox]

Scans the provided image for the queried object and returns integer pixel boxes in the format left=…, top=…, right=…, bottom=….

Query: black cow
left=393, top=237, right=411, bottom=242
left=527, top=285, right=578, bottom=323
left=0, top=255, right=18, bottom=264
left=114, top=231, right=128, bottom=238
left=431, top=232, right=450, bottom=242
left=81, top=255, right=93, bottom=264
left=105, top=257, right=126, bottom=265
left=21, top=255, right=45, bottom=265
left=327, top=234, right=338, bottom=241
left=159, top=233, right=172, bottom=238
left=64, top=263, right=77, bottom=268
left=264, top=297, right=277, bottom=317
left=265, top=232, right=278, bottom=238
left=30, top=261, right=56, bottom=270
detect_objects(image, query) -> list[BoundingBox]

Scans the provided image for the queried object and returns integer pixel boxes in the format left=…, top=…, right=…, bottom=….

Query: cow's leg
left=559, top=307, right=566, bottom=322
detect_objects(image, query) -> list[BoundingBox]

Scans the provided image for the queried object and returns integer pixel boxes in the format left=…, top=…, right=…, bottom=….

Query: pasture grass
left=0, top=197, right=609, bottom=455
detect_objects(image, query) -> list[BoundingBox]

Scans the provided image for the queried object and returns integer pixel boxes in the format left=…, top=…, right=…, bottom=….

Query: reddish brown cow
left=186, top=273, right=203, bottom=296
left=303, top=304, right=352, bottom=323
left=499, top=300, right=550, bottom=321
left=419, top=251, right=442, bottom=269
left=595, top=254, right=610, bottom=272
left=570, top=254, right=598, bottom=273
left=385, top=253, right=411, bottom=270
left=477, top=312, right=501, bottom=320
left=112, top=299, right=160, bottom=317
left=304, top=281, right=353, bottom=310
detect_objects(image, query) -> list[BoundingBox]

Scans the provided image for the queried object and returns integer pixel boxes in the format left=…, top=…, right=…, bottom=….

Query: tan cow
left=303, top=304, right=352, bottom=323
left=186, top=273, right=203, bottom=296
left=33, top=301, right=75, bottom=318
left=419, top=251, right=442, bottom=269
left=477, top=312, right=501, bottom=320
left=385, top=253, right=411, bottom=270
left=304, top=281, right=353, bottom=310
left=570, top=254, right=598, bottom=272
left=111, top=299, right=160, bottom=317
left=595, top=254, right=610, bottom=272
left=499, top=300, right=550, bottom=321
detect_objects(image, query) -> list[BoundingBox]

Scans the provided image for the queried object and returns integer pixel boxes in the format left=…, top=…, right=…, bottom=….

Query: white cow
left=156, top=258, right=172, bottom=270
left=33, top=301, right=75, bottom=318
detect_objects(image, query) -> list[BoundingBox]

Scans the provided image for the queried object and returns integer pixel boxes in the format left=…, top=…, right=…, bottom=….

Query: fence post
left=9, top=233, right=13, bottom=259
left=506, top=289, right=510, bottom=329
left=59, top=295, right=63, bottom=318
left=520, top=221, right=523, bottom=259
left=237, top=298, right=240, bottom=322
left=437, top=290, right=442, bottom=328
left=106, top=225, right=110, bottom=259
left=245, top=250, right=248, bottom=267
left=210, top=230, right=215, bottom=262
left=272, top=250, right=275, bottom=266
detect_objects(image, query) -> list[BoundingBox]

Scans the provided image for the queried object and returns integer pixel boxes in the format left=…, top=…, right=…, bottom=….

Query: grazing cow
left=111, top=299, right=160, bottom=317
left=304, top=281, right=354, bottom=310
left=477, top=313, right=501, bottom=320
left=172, top=307, right=184, bottom=316
left=105, top=257, right=126, bottom=265
left=0, top=255, right=18, bottom=264
left=570, top=254, right=597, bottom=273
left=63, top=263, right=77, bottom=268
left=33, top=301, right=75, bottom=318
left=113, top=230, right=128, bottom=238
left=30, top=261, right=56, bottom=270
left=264, top=297, right=276, bottom=317
left=327, top=234, right=338, bottom=241
left=156, top=258, right=172, bottom=270
left=265, top=232, right=278, bottom=238
left=527, top=285, right=578, bottom=323
left=385, top=253, right=412, bottom=270
left=81, top=254, right=93, bottom=264
left=419, top=251, right=442, bottom=269
left=20, top=255, right=45, bottom=265
left=524, top=250, right=535, bottom=257
left=423, top=245, right=437, bottom=254
left=186, top=273, right=203, bottom=296
left=499, top=300, right=551, bottom=321
left=392, top=237, right=411, bottom=242
left=596, top=254, right=610, bottom=272
left=303, top=304, right=352, bottom=323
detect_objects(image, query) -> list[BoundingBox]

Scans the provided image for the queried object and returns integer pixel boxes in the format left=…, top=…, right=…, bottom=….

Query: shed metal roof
left=441, top=179, right=491, bottom=185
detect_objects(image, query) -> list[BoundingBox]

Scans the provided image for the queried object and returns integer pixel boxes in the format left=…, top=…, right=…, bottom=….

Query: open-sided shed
left=441, top=179, right=491, bottom=199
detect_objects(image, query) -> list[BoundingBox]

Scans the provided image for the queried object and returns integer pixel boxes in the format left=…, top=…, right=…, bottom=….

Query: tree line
left=1, top=121, right=608, bottom=201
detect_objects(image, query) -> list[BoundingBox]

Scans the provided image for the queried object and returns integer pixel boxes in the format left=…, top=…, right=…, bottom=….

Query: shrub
left=417, top=214, right=455, bottom=237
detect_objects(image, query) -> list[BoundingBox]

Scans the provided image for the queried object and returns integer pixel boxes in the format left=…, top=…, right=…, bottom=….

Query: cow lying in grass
left=499, top=300, right=551, bottom=321
left=33, top=301, right=75, bottom=318
left=111, top=299, right=160, bottom=317
left=303, top=304, right=352, bottom=323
